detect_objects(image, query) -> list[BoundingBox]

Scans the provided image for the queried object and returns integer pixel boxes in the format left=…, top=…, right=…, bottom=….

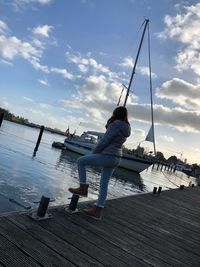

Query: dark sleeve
left=93, top=123, right=117, bottom=153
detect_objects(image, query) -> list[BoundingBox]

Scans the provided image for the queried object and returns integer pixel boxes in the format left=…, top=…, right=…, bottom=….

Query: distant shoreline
left=4, top=118, right=67, bottom=136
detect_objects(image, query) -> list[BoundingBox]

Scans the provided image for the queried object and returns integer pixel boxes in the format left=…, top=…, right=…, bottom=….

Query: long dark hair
left=106, top=106, right=129, bottom=128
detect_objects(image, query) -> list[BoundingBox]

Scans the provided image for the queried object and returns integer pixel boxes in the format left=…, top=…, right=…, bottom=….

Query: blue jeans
left=77, top=153, right=121, bottom=207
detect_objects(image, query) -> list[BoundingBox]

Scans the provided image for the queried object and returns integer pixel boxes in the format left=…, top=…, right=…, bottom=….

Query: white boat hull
left=64, top=140, right=153, bottom=173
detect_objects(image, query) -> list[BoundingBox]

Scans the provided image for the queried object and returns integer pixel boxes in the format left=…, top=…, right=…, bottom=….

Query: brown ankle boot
left=82, top=205, right=104, bottom=220
left=68, top=183, right=89, bottom=197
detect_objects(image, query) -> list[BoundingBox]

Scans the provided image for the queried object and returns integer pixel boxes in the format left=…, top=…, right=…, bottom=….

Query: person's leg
left=82, top=155, right=120, bottom=219
left=77, top=153, right=117, bottom=183
left=97, top=166, right=115, bottom=207
left=69, top=153, right=111, bottom=196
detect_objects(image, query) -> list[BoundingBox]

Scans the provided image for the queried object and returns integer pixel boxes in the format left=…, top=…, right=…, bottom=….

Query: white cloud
left=119, top=57, right=157, bottom=78
left=78, top=64, right=88, bottom=73
left=51, top=67, right=75, bottom=80
left=60, top=74, right=134, bottom=122
left=0, top=35, right=41, bottom=61
left=0, top=98, right=10, bottom=110
left=38, top=78, right=49, bottom=86
left=60, top=77, right=200, bottom=132
left=23, top=96, right=34, bottom=102
left=0, top=59, right=13, bottom=66
left=10, top=0, right=53, bottom=11
left=133, top=128, right=145, bottom=137
left=32, top=38, right=44, bottom=49
left=138, top=66, right=157, bottom=79
left=66, top=50, right=124, bottom=83
left=157, top=3, right=200, bottom=76
left=0, top=20, right=56, bottom=74
left=39, top=103, right=50, bottom=109
left=0, top=20, right=9, bottom=34
left=32, top=25, right=53, bottom=38
left=30, top=59, right=49, bottom=72
left=129, top=103, right=200, bottom=133
left=159, top=135, right=174, bottom=143
left=119, top=56, right=134, bottom=68
left=156, top=78, right=200, bottom=110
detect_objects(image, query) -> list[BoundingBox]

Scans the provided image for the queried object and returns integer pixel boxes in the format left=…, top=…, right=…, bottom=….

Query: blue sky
left=0, top=0, right=200, bottom=164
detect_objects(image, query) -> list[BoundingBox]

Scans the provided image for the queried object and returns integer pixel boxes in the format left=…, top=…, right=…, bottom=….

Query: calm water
left=0, top=120, right=197, bottom=214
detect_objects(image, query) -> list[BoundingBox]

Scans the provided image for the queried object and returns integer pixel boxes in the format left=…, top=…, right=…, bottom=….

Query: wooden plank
left=0, top=234, right=40, bottom=267
left=0, top=186, right=200, bottom=267
left=8, top=214, right=104, bottom=267
left=57, top=209, right=173, bottom=267
left=0, top=217, right=74, bottom=267
left=70, top=209, right=193, bottom=267
left=103, top=206, right=200, bottom=263
left=49, top=208, right=150, bottom=267
left=107, top=195, right=200, bottom=244
left=105, top=204, right=200, bottom=257
left=109, top=194, right=200, bottom=231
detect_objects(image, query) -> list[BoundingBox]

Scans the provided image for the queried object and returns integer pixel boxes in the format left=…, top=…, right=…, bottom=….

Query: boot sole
left=68, top=190, right=88, bottom=197
left=69, top=192, right=88, bottom=197
left=81, top=210, right=102, bottom=220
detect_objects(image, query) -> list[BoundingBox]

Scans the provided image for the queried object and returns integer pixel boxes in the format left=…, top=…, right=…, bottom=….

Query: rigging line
left=147, top=22, right=156, bottom=156
left=161, top=170, right=180, bottom=188
left=117, top=86, right=125, bottom=106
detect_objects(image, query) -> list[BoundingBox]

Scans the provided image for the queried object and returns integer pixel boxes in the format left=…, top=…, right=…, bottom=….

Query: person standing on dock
left=68, top=106, right=131, bottom=220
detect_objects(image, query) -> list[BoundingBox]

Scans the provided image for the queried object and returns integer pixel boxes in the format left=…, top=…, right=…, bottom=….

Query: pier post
left=65, top=194, right=80, bottom=213
left=157, top=186, right=162, bottom=195
left=153, top=187, right=157, bottom=195
left=160, top=164, right=163, bottom=171
left=34, top=125, right=44, bottom=152
left=37, top=196, right=50, bottom=217
left=173, top=165, right=176, bottom=172
left=156, top=162, right=160, bottom=170
left=29, top=195, right=52, bottom=220
left=0, top=113, right=4, bottom=127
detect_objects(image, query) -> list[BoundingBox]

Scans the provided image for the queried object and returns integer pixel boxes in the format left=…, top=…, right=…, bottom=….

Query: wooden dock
left=0, top=186, right=200, bottom=266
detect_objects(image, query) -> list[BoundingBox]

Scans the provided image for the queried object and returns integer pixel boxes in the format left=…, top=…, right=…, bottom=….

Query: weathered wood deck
left=0, top=186, right=200, bottom=266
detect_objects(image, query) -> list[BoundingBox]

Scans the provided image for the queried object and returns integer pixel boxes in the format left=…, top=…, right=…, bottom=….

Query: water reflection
left=113, top=167, right=145, bottom=192
left=0, top=121, right=198, bottom=215
left=55, top=148, right=145, bottom=197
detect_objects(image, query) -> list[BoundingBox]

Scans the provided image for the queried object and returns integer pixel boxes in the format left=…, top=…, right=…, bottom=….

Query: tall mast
left=147, top=22, right=156, bottom=156
left=123, top=19, right=149, bottom=107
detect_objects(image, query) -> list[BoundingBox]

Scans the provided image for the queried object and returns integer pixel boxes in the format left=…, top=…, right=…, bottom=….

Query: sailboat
left=63, top=19, right=156, bottom=173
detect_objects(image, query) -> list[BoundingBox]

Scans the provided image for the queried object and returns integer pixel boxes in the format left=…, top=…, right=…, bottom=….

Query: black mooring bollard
left=34, top=126, right=44, bottom=152
left=157, top=186, right=162, bottom=194
left=192, top=184, right=195, bottom=187
left=153, top=187, right=157, bottom=195
left=68, top=194, right=80, bottom=212
left=29, top=195, right=52, bottom=220
left=37, top=196, right=50, bottom=217
left=0, top=113, right=4, bottom=127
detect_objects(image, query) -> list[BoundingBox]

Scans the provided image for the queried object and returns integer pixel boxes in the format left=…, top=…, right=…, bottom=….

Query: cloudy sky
left=0, top=0, right=200, bottom=164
